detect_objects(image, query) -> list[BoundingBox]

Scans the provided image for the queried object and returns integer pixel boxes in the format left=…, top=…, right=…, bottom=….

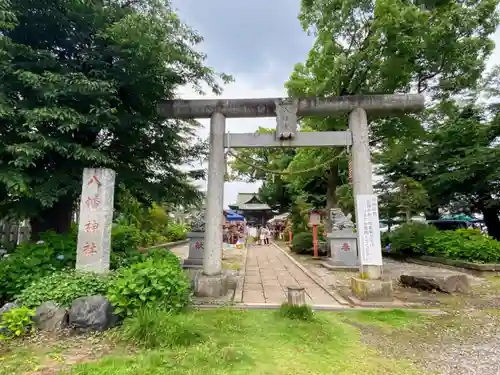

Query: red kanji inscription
left=87, top=175, right=102, bottom=187
left=84, top=220, right=99, bottom=233
left=341, top=243, right=350, bottom=251
left=195, top=241, right=204, bottom=250
left=85, top=194, right=101, bottom=209
left=83, top=242, right=97, bottom=256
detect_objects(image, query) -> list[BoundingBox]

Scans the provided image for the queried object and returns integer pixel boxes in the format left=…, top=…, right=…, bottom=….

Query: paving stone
left=242, top=244, right=341, bottom=306
left=243, top=283, right=263, bottom=291
left=243, top=291, right=265, bottom=303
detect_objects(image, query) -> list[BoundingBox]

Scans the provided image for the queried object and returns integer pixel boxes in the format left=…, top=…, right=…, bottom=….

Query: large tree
left=0, top=0, right=230, bottom=238
left=229, top=0, right=499, bottom=231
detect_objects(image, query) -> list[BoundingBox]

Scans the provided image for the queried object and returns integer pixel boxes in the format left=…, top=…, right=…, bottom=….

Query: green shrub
left=0, top=231, right=77, bottom=304
left=120, top=307, right=202, bottom=349
left=110, top=224, right=149, bottom=269
left=389, top=222, right=438, bottom=255
left=380, top=231, right=391, bottom=248
left=107, top=258, right=191, bottom=317
left=16, top=270, right=112, bottom=308
left=291, top=232, right=313, bottom=254
left=279, top=303, right=314, bottom=321
left=425, top=229, right=500, bottom=263
left=0, top=307, right=35, bottom=340
left=146, top=248, right=181, bottom=268
left=165, top=223, right=188, bottom=242
left=291, top=231, right=326, bottom=254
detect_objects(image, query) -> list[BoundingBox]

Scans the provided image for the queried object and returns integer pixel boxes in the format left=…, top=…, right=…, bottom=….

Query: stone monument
left=324, top=208, right=359, bottom=270
left=76, top=168, right=115, bottom=274
left=183, top=210, right=205, bottom=268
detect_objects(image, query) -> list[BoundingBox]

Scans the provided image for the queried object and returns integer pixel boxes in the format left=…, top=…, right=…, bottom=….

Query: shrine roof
left=235, top=193, right=261, bottom=205
left=238, top=203, right=272, bottom=211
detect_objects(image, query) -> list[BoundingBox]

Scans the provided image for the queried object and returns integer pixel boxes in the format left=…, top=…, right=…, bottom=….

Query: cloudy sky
left=171, top=0, right=500, bottom=208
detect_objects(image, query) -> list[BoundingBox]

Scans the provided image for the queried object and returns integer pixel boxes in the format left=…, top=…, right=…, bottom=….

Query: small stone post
left=183, top=211, right=205, bottom=268
left=287, top=286, right=306, bottom=306
left=76, top=168, right=115, bottom=274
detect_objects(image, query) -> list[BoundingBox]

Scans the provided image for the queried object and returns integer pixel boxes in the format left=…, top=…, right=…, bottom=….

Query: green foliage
left=0, top=0, right=230, bottom=230
left=425, top=229, right=500, bottom=263
left=291, top=232, right=313, bottom=254
left=146, top=248, right=182, bottom=268
left=387, top=224, right=500, bottom=264
left=291, top=231, right=326, bottom=255
left=0, top=231, right=76, bottom=303
left=110, top=224, right=149, bottom=269
left=0, top=223, right=182, bottom=303
left=290, top=195, right=312, bottom=235
left=107, top=258, right=191, bottom=317
left=388, top=222, right=438, bottom=255
left=16, top=270, right=112, bottom=309
left=165, top=222, right=188, bottom=242
left=110, top=223, right=183, bottom=269
left=0, top=307, right=35, bottom=340
left=279, top=303, right=314, bottom=321
left=380, top=231, right=391, bottom=248
left=120, top=307, right=203, bottom=349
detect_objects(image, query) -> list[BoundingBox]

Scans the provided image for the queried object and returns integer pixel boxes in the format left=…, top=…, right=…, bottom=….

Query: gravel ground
left=284, top=248, right=500, bottom=375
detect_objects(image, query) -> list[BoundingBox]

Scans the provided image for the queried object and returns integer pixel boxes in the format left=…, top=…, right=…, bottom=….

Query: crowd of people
left=222, top=219, right=288, bottom=247
left=222, top=222, right=246, bottom=245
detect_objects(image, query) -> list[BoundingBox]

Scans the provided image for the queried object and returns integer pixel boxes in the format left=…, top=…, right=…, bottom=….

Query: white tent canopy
left=268, top=213, right=290, bottom=223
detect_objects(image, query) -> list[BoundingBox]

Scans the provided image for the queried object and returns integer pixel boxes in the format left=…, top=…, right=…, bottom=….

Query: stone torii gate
left=157, top=94, right=424, bottom=300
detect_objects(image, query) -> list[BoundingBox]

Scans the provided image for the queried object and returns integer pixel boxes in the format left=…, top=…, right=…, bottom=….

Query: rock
left=0, top=302, right=19, bottom=336
left=34, top=301, right=68, bottom=331
left=68, top=295, right=118, bottom=333
left=0, top=302, right=18, bottom=320
left=399, top=272, right=470, bottom=293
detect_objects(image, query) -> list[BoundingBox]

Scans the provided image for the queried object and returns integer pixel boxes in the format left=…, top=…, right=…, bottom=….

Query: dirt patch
left=347, top=309, right=500, bottom=375
left=0, top=330, right=122, bottom=375
left=283, top=248, right=495, bottom=309
left=285, top=247, right=500, bottom=374
left=222, top=246, right=245, bottom=271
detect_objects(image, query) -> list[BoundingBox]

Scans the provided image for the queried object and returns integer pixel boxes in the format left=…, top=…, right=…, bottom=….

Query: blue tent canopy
left=226, top=213, right=245, bottom=221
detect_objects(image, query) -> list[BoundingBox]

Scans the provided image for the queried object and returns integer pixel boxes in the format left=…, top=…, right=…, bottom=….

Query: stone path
left=170, top=243, right=188, bottom=260
left=243, top=244, right=341, bottom=305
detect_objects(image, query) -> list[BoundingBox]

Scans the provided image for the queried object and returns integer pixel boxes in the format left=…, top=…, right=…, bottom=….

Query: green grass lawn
left=0, top=309, right=428, bottom=375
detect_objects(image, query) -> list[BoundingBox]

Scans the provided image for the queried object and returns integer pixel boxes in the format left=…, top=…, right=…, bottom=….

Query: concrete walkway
left=243, top=244, right=341, bottom=305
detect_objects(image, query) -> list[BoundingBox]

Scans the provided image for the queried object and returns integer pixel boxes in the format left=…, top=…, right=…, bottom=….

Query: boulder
left=399, top=272, right=470, bottom=293
left=68, top=295, right=118, bottom=333
left=0, top=302, right=18, bottom=320
left=0, top=302, right=19, bottom=335
left=34, top=301, right=68, bottom=331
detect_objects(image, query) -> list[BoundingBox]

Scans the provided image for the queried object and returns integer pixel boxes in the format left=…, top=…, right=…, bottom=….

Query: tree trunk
left=30, top=196, right=76, bottom=241
left=405, top=209, right=412, bottom=223
left=481, top=206, right=500, bottom=241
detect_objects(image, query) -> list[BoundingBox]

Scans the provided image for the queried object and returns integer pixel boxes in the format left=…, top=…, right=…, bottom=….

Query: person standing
left=256, top=226, right=262, bottom=245
left=263, top=226, right=270, bottom=245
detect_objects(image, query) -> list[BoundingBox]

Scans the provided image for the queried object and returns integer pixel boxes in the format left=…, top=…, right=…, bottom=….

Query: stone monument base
left=183, top=258, right=203, bottom=268
left=183, top=231, right=204, bottom=269
left=192, top=271, right=231, bottom=298
left=321, top=259, right=359, bottom=272
left=351, top=276, right=392, bottom=301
